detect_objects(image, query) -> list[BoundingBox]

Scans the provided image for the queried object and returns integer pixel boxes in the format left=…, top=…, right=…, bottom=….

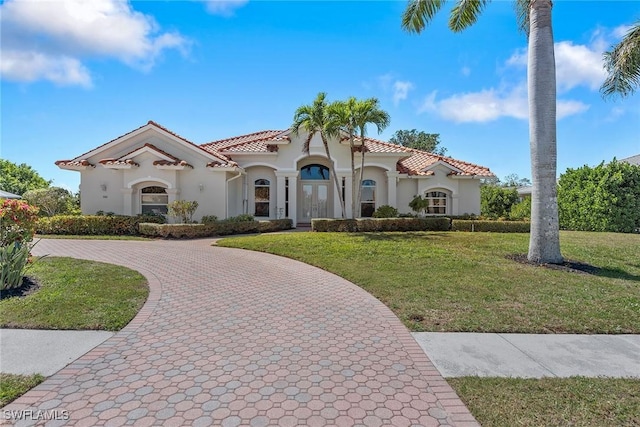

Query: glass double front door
left=301, top=182, right=329, bottom=221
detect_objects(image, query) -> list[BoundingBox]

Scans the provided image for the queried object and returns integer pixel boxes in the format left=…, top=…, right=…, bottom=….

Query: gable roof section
left=620, top=154, right=640, bottom=166
left=201, top=130, right=290, bottom=153
left=56, top=121, right=236, bottom=169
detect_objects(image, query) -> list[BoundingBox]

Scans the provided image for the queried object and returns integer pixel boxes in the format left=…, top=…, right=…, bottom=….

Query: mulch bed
left=0, top=276, right=41, bottom=300
left=506, top=254, right=601, bottom=275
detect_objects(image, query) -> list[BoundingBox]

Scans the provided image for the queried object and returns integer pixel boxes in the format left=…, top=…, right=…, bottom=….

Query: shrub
left=1, top=242, right=32, bottom=290
left=510, top=197, right=531, bottom=220
left=481, top=185, right=519, bottom=218
left=36, top=214, right=165, bottom=236
left=452, top=220, right=530, bottom=233
left=139, top=219, right=292, bottom=238
left=372, top=205, right=399, bottom=218
left=0, top=200, right=39, bottom=245
left=168, top=200, right=199, bottom=224
left=224, top=214, right=255, bottom=223
left=558, top=160, right=640, bottom=233
left=201, top=215, right=218, bottom=225
left=312, top=217, right=450, bottom=232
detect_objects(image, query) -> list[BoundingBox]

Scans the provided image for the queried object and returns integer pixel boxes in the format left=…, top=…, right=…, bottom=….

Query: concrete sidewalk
left=2, top=329, right=639, bottom=379
left=413, top=332, right=640, bottom=378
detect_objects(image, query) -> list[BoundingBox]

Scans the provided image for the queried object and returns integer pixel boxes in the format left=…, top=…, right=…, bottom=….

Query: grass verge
left=218, top=231, right=640, bottom=333
left=449, top=377, right=640, bottom=427
left=0, top=257, right=148, bottom=331
left=0, top=374, right=45, bottom=407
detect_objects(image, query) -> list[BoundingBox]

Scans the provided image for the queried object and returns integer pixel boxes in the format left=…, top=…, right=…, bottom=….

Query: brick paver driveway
left=4, top=239, right=477, bottom=426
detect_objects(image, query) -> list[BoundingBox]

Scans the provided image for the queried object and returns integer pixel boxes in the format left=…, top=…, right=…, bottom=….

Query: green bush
left=452, top=220, right=530, bottom=233
left=1, top=200, right=39, bottom=245
left=139, top=219, right=292, bottom=238
left=481, top=185, right=519, bottom=218
left=168, top=200, right=199, bottom=224
left=558, top=160, right=640, bottom=233
left=36, top=214, right=165, bottom=236
left=510, top=198, right=531, bottom=220
left=224, top=214, right=255, bottom=223
left=312, top=217, right=451, bottom=232
left=1, top=242, right=32, bottom=290
left=201, top=215, right=218, bottom=224
left=372, top=205, right=399, bottom=218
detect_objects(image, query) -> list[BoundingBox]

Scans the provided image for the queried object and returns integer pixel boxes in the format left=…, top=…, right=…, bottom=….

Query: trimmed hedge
left=452, top=220, right=530, bottom=233
left=139, top=219, right=292, bottom=238
left=36, top=215, right=165, bottom=236
left=312, top=217, right=451, bottom=232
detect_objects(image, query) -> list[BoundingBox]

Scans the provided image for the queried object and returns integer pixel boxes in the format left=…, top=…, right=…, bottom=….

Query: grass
left=0, top=257, right=148, bottom=331
left=0, top=374, right=45, bottom=407
left=448, top=377, right=640, bottom=427
left=36, top=234, right=150, bottom=240
left=218, top=231, right=640, bottom=333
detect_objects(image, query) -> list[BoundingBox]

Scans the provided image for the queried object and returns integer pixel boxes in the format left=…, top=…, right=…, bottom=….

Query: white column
left=121, top=188, right=134, bottom=216
left=386, top=171, right=400, bottom=208
left=451, top=194, right=460, bottom=216
left=275, top=174, right=286, bottom=219
left=288, top=174, right=298, bottom=227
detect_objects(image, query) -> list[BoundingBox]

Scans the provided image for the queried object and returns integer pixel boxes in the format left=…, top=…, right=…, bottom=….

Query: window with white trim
left=141, top=186, right=168, bottom=215
left=254, top=179, right=270, bottom=217
left=361, top=179, right=376, bottom=217
left=425, top=191, right=447, bottom=214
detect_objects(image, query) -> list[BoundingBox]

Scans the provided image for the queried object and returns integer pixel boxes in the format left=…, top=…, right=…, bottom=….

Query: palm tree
left=402, top=0, right=563, bottom=264
left=327, top=97, right=361, bottom=219
left=353, top=98, right=390, bottom=217
left=292, top=92, right=347, bottom=218
left=601, top=20, right=640, bottom=98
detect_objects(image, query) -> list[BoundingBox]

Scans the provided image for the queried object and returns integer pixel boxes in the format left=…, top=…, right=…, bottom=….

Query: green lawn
left=448, top=377, right=640, bottom=427
left=0, top=257, right=148, bottom=331
left=218, top=231, right=640, bottom=333
left=0, top=374, right=45, bottom=407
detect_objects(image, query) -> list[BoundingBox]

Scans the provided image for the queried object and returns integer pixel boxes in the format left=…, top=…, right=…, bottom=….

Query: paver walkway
left=2, top=239, right=477, bottom=426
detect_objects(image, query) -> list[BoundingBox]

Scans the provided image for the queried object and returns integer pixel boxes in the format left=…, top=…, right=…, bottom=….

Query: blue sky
left=2, top=0, right=639, bottom=192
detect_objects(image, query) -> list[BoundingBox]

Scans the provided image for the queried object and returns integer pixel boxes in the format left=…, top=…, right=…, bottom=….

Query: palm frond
left=402, top=0, right=446, bottom=34
left=514, top=0, right=530, bottom=36
left=601, top=20, right=640, bottom=98
left=449, top=0, right=488, bottom=32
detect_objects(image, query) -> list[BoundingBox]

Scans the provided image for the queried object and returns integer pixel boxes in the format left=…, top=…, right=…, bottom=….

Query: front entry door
left=301, top=183, right=329, bottom=221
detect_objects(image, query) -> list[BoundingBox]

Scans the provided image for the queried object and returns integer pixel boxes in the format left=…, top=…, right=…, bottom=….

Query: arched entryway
left=298, top=163, right=333, bottom=222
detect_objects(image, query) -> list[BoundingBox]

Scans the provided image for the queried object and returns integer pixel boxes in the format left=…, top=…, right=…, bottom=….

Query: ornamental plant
left=168, top=200, right=199, bottom=224
left=0, top=199, right=39, bottom=290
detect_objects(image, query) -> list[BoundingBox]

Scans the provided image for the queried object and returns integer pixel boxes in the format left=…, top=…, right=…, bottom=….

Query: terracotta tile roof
left=98, top=159, right=139, bottom=167
left=201, top=130, right=288, bottom=153
left=55, top=159, right=94, bottom=168
left=200, top=129, right=493, bottom=177
left=153, top=160, right=193, bottom=169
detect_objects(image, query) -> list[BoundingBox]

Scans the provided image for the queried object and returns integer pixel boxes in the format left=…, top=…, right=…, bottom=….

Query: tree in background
left=402, top=0, right=563, bottom=264
left=389, top=129, right=447, bottom=155
left=0, top=160, right=51, bottom=196
left=501, top=173, right=531, bottom=188
left=601, top=20, right=640, bottom=98
left=22, top=187, right=77, bottom=217
left=558, top=160, right=640, bottom=233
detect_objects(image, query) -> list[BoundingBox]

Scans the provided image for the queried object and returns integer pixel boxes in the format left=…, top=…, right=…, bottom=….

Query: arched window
left=141, top=186, right=168, bottom=215
left=425, top=191, right=448, bottom=214
left=361, top=179, right=376, bottom=217
left=254, top=179, right=270, bottom=217
left=300, top=164, right=330, bottom=180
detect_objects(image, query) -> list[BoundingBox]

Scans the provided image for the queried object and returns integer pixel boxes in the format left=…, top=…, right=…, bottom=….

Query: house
left=620, top=154, right=640, bottom=166
left=0, top=190, right=22, bottom=199
left=56, top=121, right=494, bottom=226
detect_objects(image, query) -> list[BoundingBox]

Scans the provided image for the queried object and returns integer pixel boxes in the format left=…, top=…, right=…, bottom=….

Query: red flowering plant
left=1, top=199, right=39, bottom=246
left=1, top=199, right=40, bottom=290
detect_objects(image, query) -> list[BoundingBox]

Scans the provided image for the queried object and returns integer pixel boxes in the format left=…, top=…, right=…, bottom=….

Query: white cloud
left=392, top=81, right=414, bottom=106
left=0, top=0, right=190, bottom=86
left=613, top=24, right=633, bottom=39
left=420, top=84, right=588, bottom=123
left=201, top=0, right=249, bottom=17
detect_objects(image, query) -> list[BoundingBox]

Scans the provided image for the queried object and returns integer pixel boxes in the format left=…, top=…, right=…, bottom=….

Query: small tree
left=168, top=200, right=199, bottom=224
left=22, top=187, right=76, bottom=217
left=1, top=200, right=40, bottom=290
left=0, top=160, right=51, bottom=196
left=409, top=195, right=429, bottom=216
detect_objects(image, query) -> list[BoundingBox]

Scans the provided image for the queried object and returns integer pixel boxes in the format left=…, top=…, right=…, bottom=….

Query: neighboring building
left=0, top=190, right=22, bottom=199
left=620, top=154, right=640, bottom=166
left=56, top=121, right=494, bottom=226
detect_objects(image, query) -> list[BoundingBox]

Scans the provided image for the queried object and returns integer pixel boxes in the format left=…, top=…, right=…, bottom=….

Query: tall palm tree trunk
left=527, top=0, right=563, bottom=264
left=320, top=133, right=346, bottom=218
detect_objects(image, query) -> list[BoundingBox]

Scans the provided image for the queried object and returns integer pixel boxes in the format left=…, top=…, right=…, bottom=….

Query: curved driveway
left=4, top=239, right=477, bottom=426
